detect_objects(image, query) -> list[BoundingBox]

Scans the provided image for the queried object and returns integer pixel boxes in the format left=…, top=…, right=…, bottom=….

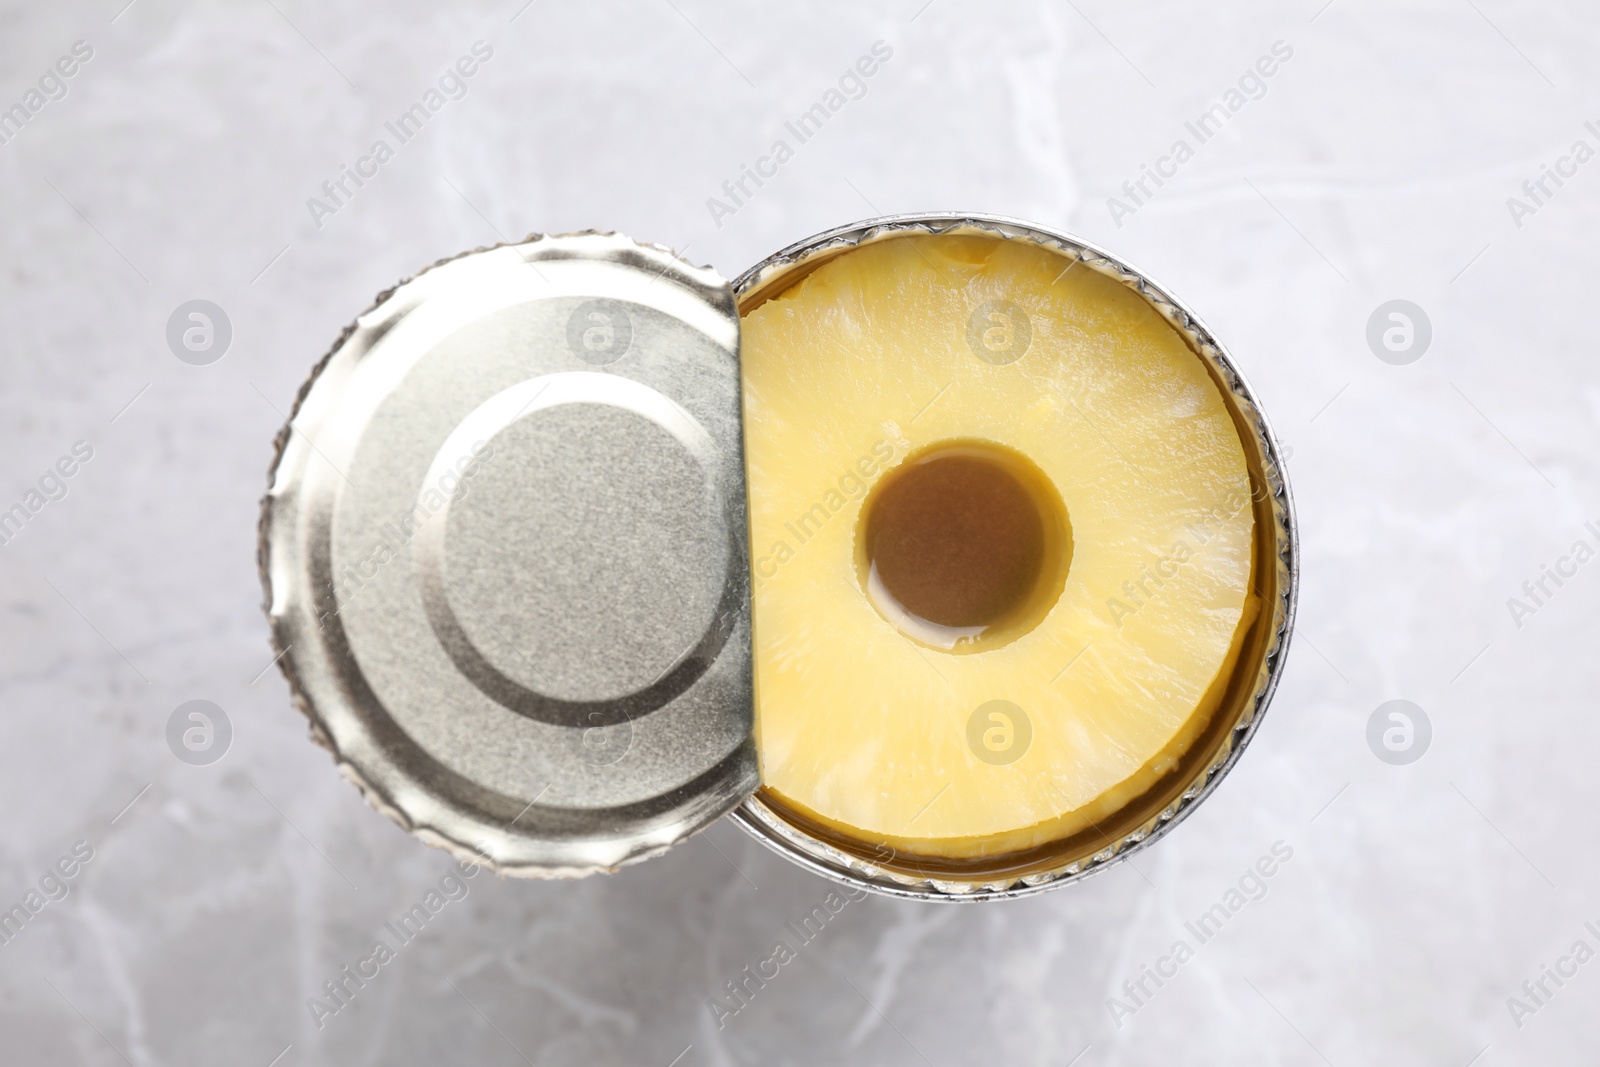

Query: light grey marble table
left=1, top=1, right=1594, bottom=1063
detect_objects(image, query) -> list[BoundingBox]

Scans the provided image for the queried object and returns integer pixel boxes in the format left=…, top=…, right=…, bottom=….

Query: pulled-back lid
left=259, top=233, right=757, bottom=877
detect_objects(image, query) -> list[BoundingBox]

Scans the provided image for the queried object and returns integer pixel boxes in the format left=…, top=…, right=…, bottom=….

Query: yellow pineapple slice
left=740, top=232, right=1258, bottom=860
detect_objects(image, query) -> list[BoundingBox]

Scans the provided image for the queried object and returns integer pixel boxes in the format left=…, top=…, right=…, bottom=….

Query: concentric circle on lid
left=259, top=233, right=757, bottom=877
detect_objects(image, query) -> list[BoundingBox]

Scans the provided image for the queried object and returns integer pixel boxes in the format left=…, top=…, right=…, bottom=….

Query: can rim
left=727, top=212, right=1300, bottom=902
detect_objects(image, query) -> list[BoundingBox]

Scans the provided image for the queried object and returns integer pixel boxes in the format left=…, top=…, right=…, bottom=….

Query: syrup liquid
left=856, top=439, right=1071, bottom=653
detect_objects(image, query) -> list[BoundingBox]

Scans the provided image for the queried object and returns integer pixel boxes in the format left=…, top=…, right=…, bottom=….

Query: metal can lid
left=259, top=233, right=757, bottom=877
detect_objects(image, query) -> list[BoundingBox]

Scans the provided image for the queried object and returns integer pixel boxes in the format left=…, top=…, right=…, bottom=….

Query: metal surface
left=259, top=233, right=758, bottom=878
left=727, top=213, right=1300, bottom=901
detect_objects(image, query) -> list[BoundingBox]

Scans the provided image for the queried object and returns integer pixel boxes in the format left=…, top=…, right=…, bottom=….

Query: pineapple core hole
left=856, top=438, right=1071, bottom=654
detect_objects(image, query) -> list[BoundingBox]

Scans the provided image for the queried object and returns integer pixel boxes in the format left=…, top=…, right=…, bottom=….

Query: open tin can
left=259, top=213, right=1297, bottom=902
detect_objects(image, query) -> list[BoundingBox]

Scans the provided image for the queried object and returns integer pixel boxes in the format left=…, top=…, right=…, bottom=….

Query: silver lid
left=259, top=233, right=757, bottom=878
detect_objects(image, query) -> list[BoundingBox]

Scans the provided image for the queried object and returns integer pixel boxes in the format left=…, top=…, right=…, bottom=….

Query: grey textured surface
left=1, top=1, right=1595, bottom=1064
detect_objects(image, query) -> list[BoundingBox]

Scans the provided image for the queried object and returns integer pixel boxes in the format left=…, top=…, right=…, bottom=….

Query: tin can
left=259, top=216, right=1297, bottom=902
left=726, top=213, right=1297, bottom=900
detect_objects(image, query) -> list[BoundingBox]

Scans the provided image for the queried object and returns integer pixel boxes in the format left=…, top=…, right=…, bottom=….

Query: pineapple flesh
left=740, top=232, right=1258, bottom=860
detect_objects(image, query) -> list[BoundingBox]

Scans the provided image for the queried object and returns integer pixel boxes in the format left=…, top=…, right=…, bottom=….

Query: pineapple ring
left=740, top=233, right=1258, bottom=859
